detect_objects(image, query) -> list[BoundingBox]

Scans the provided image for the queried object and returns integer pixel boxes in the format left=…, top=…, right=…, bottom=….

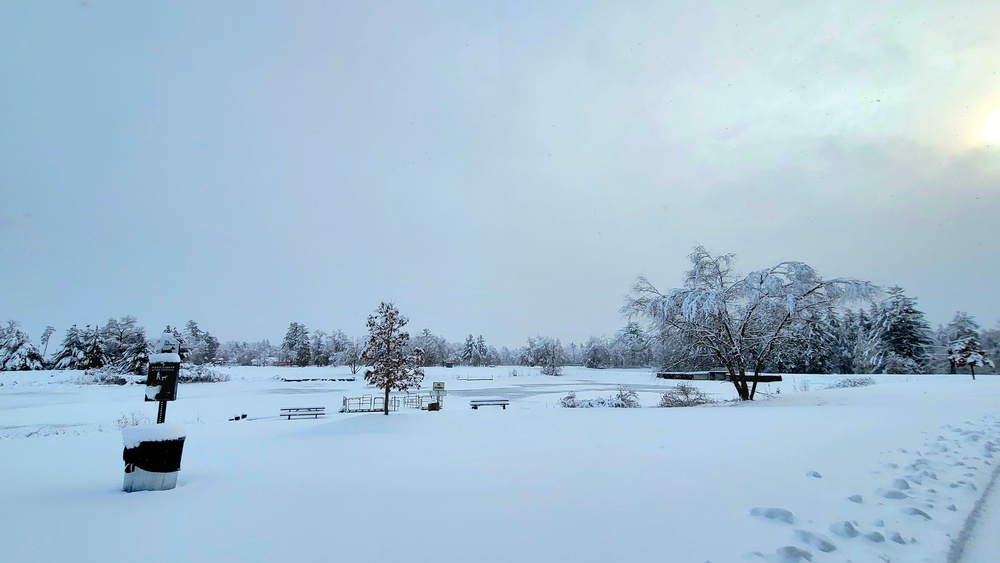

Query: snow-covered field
left=2, top=366, right=999, bottom=562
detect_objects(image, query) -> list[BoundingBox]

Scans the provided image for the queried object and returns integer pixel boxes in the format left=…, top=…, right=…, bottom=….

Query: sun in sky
left=983, top=108, right=1000, bottom=144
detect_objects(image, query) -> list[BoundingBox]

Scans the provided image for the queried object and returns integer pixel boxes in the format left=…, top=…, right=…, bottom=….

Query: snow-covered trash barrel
left=122, top=424, right=186, bottom=492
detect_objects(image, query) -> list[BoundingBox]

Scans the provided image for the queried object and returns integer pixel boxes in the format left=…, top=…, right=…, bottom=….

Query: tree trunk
left=731, top=371, right=750, bottom=401
left=383, top=387, right=390, bottom=415
left=971, top=366, right=976, bottom=380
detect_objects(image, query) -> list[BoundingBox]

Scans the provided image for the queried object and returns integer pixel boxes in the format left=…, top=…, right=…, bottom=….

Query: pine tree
left=78, top=325, right=107, bottom=370
left=475, top=335, right=490, bottom=366
left=948, top=337, right=994, bottom=380
left=0, top=321, right=44, bottom=371
left=360, top=302, right=424, bottom=415
left=102, top=316, right=149, bottom=375
left=461, top=334, right=477, bottom=366
left=281, top=322, right=312, bottom=367
left=53, top=325, right=85, bottom=369
left=40, top=325, right=55, bottom=359
left=868, top=287, right=933, bottom=374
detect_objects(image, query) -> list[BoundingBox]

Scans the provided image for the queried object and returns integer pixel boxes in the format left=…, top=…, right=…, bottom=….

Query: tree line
left=1, top=247, right=996, bottom=384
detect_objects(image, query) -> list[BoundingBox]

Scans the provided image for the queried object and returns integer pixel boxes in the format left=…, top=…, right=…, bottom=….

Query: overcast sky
left=2, top=0, right=999, bottom=348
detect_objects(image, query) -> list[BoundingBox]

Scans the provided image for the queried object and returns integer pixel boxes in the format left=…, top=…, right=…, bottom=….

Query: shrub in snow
left=178, top=364, right=231, bottom=383
left=612, top=386, right=640, bottom=408
left=825, top=376, right=875, bottom=389
left=658, top=383, right=715, bottom=407
left=559, top=391, right=579, bottom=408
left=559, top=386, right=641, bottom=408
left=115, top=410, right=150, bottom=430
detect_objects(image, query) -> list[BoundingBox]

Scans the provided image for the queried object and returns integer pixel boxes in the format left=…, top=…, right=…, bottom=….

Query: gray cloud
left=1, top=0, right=998, bottom=346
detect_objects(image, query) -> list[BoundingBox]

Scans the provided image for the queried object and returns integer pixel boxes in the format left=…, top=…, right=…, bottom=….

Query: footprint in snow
left=757, top=545, right=813, bottom=562
left=829, top=521, right=859, bottom=538
left=750, top=507, right=794, bottom=524
left=902, top=507, right=932, bottom=520
left=794, top=530, right=836, bottom=552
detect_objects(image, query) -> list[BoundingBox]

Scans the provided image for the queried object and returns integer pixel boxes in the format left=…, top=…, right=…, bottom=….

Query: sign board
left=145, top=362, right=180, bottom=402
left=432, top=381, right=445, bottom=391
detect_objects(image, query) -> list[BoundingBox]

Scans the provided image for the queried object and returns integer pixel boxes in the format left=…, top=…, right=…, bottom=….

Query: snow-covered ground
left=1, top=366, right=999, bottom=562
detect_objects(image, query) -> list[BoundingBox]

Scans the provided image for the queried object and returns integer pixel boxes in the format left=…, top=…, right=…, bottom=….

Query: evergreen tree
left=612, top=322, right=651, bottom=368
left=868, top=287, right=933, bottom=374
left=281, top=322, right=312, bottom=367
left=40, top=325, right=55, bottom=359
left=944, top=311, right=981, bottom=341
left=412, top=329, right=448, bottom=366
left=948, top=337, right=994, bottom=380
left=0, top=321, right=45, bottom=371
left=461, top=334, right=476, bottom=366
left=78, top=324, right=107, bottom=370
left=360, top=302, right=424, bottom=415
left=181, top=320, right=219, bottom=365
left=475, top=335, right=490, bottom=366
left=53, top=325, right=85, bottom=369
left=102, top=316, right=149, bottom=374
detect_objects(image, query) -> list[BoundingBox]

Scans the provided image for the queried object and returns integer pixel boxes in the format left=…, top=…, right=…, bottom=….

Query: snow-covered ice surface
left=1, top=366, right=999, bottom=562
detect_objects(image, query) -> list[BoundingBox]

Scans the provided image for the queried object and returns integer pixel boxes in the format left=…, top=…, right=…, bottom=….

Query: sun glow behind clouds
left=983, top=109, right=1000, bottom=144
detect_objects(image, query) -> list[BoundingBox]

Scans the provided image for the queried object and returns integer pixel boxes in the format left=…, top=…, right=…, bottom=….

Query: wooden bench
left=280, top=407, right=325, bottom=420
left=470, top=399, right=509, bottom=410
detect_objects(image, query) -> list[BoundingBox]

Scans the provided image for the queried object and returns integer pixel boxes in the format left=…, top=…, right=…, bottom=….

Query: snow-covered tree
left=360, top=302, right=424, bottom=415
left=948, top=337, right=994, bottom=380
left=460, top=334, right=490, bottom=366
left=163, top=325, right=191, bottom=362
left=981, top=323, right=1000, bottom=374
left=181, top=320, right=220, bottom=365
left=102, top=316, right=149, bottom=374
left=519, top=336, right=565, bottom=375
left=0, top=321, right=44, bottom=371
left=40, top=325, right=55, bottom=359
left=411, top=329, right=445, bottom=366
left=768, top=307, right=839, bottom=374
left=624, top=246, right=877, bottom=400
left=944, top=311, right=981, bottom=342
left=342, top=337, right=364, bottom=374
left=281, top=322, right=312, bottom=367
left=78, top=324, right=107, bottom=370
left=53, top=325, right=84, bottom=369
left=309, top=330, right=330, bottom=366
left=582, top=335, right=611, bottom=368
left=611, top=322, right=651, bottom=368
left=867, top=287, right=933, bottom=374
